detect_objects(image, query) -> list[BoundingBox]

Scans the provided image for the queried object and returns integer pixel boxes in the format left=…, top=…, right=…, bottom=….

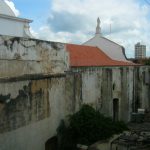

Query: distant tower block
left=135, top=42, right=146, bottom=59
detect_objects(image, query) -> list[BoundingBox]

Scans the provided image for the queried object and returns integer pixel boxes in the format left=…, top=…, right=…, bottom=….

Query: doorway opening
left=45, top=136, right=57, bottom=150
left=113, top=98, right=119, bottom=121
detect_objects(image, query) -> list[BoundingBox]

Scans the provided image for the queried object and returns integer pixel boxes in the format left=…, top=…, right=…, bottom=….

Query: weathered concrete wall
left=0, top=35, right=69, bottom=150
left=81, top=68, right=127, bottom=120
left=0, top=77, right=70, bottom=150
left=133, top=66, right=150, bottom=111
left=0, top=36, right=69, bottom=77
left=72, top=66, right=150, bottom=122
left=0, top=79, right=50, bottom=134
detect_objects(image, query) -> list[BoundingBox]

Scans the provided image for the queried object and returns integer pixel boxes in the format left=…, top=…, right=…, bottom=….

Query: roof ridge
left=67, top=43, right=98, bottom=49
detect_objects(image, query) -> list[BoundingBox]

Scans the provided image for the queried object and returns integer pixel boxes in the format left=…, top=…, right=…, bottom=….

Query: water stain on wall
left=0, top=79, right=50, bottom=133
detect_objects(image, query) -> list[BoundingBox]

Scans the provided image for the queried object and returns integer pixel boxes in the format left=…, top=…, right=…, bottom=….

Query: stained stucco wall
left=0, top=78, right=68, bottom=150
left=79, top=67, right=132, bottom=121
left=0, top=36, right=69, bottom=77
left=133, top=66, right=150, bottom=111
left=72, top=66, right=150, bottom=122
left=0, top=35, right=70, bottom=150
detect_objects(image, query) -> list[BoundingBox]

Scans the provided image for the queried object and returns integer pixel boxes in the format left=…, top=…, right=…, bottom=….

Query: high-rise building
left=135, top=42, right=146, bottom=59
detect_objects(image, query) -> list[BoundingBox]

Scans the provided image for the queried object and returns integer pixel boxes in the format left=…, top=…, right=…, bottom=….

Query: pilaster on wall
left=133, top=66, right=150, bottom=112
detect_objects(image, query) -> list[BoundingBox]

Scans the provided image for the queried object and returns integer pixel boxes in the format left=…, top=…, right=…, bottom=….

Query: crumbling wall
left=0, top=35, right=70, bottom=150
left=119, top=67, right=134, bottom=122
left=0, top=76, right=70, bottom=150
left=0, top=79, right=51, bottom=133
left=0, top=66, right=149, bottom=150
left=72, top=66, right=150, bottom=122
left=134, top=66, right=150, bottom=111
left=80, top=68, right=130, bottom=121
left=0, top=35, right=69, bottom=77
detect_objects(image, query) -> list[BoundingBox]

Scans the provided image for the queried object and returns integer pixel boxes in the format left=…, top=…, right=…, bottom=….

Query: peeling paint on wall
left=0, top=80, right=50, bottom=133
left=0, top=35, right=69, bottom=78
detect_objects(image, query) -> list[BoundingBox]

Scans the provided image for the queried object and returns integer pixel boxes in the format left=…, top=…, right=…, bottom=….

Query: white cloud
left=7, top=0, right=150, bottom=57
left=34, top=0, right=150, bottom=58
left=11, top=0, right=144, bottom=57
left=4, top=0, right=20, bottom=16
left=3, top=0, right=150, bottom=57
left=36, top=26, right=88, bottom=44
left=30, top=27, right=39, bottom=39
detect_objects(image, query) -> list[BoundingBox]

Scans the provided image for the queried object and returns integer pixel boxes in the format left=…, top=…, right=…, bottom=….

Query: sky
left=5, top=0, right=150, bottom=58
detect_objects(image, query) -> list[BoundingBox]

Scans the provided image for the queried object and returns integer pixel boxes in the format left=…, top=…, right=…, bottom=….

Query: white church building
left=0, top=0, right=32, bottom=38
left=83, top=18, right=129, bottom=62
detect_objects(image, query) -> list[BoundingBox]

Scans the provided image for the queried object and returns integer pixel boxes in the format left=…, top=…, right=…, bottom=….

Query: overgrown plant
left=57, top=104, right=128, bottom=150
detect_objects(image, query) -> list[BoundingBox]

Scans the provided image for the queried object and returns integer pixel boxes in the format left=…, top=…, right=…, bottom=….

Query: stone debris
left=111, top=130, right=150, bottom=150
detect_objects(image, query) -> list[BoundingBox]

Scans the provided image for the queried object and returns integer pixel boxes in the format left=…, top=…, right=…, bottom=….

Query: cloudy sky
left=6, top=0, right=150, bottom=58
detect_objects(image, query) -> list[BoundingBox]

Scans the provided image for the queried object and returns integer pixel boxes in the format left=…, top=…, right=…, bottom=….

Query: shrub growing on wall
left=57, top=105, right=128, bottom=150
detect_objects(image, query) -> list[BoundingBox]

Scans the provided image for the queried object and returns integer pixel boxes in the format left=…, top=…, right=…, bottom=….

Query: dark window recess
left=113, top=83, right=115, bottom=90
left=143, top=71, right=150, bottom=85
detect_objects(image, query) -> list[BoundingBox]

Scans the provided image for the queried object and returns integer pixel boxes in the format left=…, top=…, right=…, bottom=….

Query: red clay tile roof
left=66, top=44, right=136, bottom=67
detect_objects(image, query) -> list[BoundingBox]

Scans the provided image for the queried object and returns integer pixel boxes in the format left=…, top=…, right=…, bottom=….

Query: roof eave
left=0, top=14, right=33, bottom=23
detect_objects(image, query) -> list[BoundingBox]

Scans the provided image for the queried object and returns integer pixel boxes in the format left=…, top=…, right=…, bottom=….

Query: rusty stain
left=0, top=104, right=4, bottom=113
left=0, top=36, right=68, bottom=79
left=31, top=79, right=49, bottom=94
left=31, top=79, right=50, bottom=118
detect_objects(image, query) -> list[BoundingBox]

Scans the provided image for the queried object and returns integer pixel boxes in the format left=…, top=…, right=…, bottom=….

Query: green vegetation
left=57, top=105, right=128, bottom=150
left=144, top=58, right=150, bottom=65
left=131, top=58, right=150, bottom=65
